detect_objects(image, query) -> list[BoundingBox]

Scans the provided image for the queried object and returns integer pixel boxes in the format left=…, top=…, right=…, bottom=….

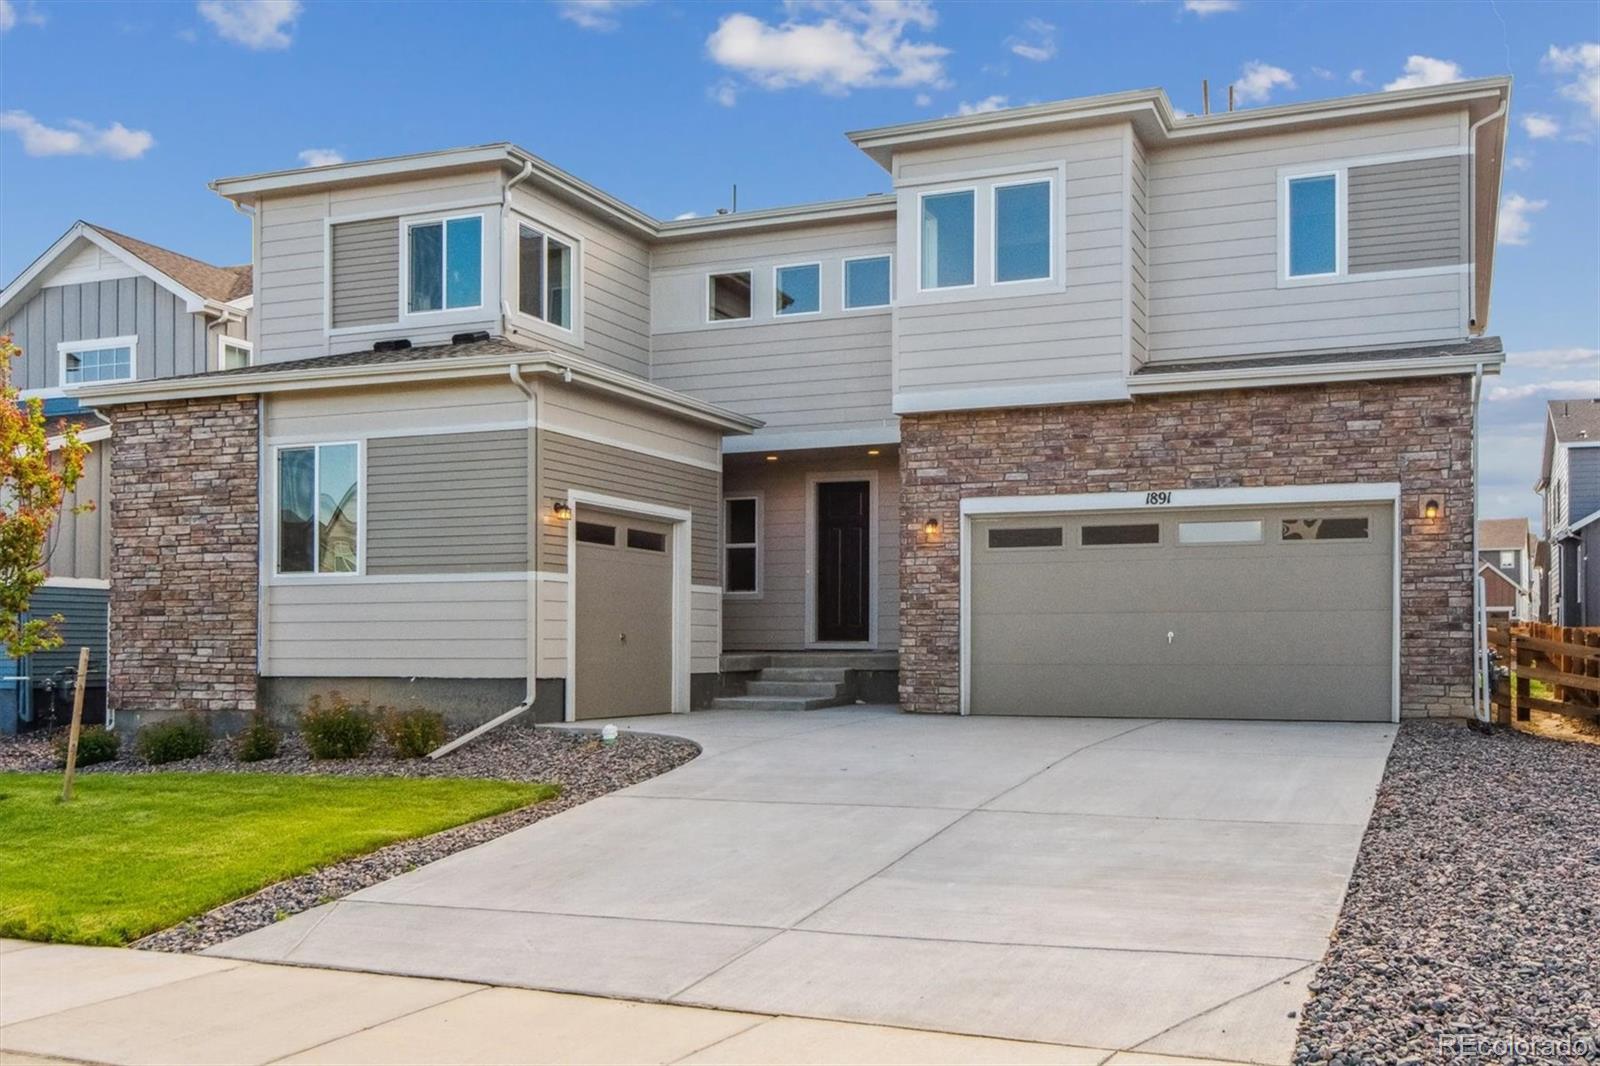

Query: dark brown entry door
left=816, top=481, right=871, bottom=642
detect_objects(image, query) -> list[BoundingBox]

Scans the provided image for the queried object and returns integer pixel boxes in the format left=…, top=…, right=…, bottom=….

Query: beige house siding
left=328, top=217, right=400, bottom=328
left=1128, top=131, right=1150, bottom=371
left=1145, top=110, right=1467, bottom=361
left=721, top=449, right=900, bottom=651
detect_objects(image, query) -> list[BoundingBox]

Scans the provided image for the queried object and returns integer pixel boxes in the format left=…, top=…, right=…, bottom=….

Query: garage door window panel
left=575, top=521, right=616, bottom=546
left=1178, top=520, right=1263, bottom=545
left=1081, top=522, right=1161, bottom=547
left=627, top=528, right=667, bottom=552
left=987, top=526, right=1063, bottom=549
left=1282, top=517, right=1370, bottom=541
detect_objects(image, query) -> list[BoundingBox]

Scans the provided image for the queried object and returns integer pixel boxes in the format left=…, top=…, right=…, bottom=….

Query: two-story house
left=1536, top=398, right=1600, bottom=624
left=79, top=77, right=1510, bottom=731
left=0, top=221, right=253, bottom=732
left=1477, top=516, right=1537, bottom=620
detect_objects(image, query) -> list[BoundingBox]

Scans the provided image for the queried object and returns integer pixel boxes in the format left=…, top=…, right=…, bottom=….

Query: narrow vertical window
left=546, top=235, right=573, bottom=328
left=994, top=180, right=1051, bottom=282
left=725, top=497, right=759, bottom=594
left=407, top=222, right=443, bottom=312
left=408, top=215, right=481, bottom=312
left=844, top=255, right=891, bottom=309
left=1288, top=174, right=1338, bottom=277
left=920, top=190, right=975, bottom=289
left=278, top=443, right=360, bottom=574
left=775, top=263, right=820, bottom=316
left=220, top=339, right=252, bottom=371
left=277, top=447, right=316, bottom=573
left=444, top=216, right=482, bottom=308
left=518, top=225, right=545, bottom=319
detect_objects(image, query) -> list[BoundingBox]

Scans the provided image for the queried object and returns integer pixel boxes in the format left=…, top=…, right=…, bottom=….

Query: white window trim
left=841, top=253, right=893, bottom=311
left=400, top=211, right=487, bottom=318
left=1279, top=169, right=1346, bottom=285
left=217, top=335, right=253, bottom=371
left=772, top=262, right=823, bottom=318
left=991, top=176, right=1056, bottom=287
left=507, top=211, right=584, bottom=344
left=722, top=494, right=763, bottom=599
left=706, top=267, right=756, bottom=325
left=916, top=186, right=978, bottom=294
left=270, top=440, right=365, bottom=580
left=57, top=335, right=138, bottom=389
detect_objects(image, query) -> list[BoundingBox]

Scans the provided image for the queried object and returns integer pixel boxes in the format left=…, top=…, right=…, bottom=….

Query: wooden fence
left=1485, top=621, right=1600, bottom=724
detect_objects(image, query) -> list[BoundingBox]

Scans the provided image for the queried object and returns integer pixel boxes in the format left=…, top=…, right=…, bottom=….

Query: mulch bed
left=1294, top=720, right=1599, bottom=1065
left=0, top=723, right=698, bottom=953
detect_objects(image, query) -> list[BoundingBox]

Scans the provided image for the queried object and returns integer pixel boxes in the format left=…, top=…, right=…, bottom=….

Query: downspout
left=1466, top=98, right=1508, bottom=335
left=1471, top=362, right=1488, bottom=723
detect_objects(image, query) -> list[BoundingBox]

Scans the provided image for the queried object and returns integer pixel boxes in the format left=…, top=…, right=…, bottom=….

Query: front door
left=816, top=480, right=871, bottom=643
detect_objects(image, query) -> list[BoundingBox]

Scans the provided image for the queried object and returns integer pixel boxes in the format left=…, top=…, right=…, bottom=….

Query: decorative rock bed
left=1294, top=721, right=1599, bottom=1065
left=0, top=723, right=698, bottom=953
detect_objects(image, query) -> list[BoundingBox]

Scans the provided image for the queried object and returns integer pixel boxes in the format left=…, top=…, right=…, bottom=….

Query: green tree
left=0, top=334, right=91, bottom=658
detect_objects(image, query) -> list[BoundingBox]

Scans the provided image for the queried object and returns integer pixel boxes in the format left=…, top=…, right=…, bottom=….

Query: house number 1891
left=1144, top=491, right=1172, bottom=506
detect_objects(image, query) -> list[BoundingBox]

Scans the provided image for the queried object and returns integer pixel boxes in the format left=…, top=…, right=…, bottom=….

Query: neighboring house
left=0, top=222, right=252, bottom=733
left=79, top=77, right=1510, bottom=729
left=1478, top=517, right=1535, bottom=619
left=1535, top=398, right=1600, bottom=625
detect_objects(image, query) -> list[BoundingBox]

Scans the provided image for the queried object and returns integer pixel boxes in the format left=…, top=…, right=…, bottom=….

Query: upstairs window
left=407, top=215, right=482, bottom=313
left=1286, top=174, right=1339, bottom=278
left=709, top=271, right=752, bottom=321
left=994, top=180, right=1052, bottom=283
left=920, top=189, right=975, bottom=290
left=60, top=337, right=136, bottom=387
left=724, top=496, right=760, bottom=594
left=277, top=442, right=359, bottom=575
left=517, top=224, right=574, bottom=329
left=219, top=337, right=252, bottom=371
left=843, top=255, right=891, bottom=309
left=775, top=263, right=820, bottom=316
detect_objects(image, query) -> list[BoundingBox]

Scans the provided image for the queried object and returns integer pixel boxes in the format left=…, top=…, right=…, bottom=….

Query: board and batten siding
left=1348, top=155, right=1467, bottom=273
left=721, top=450, right=900, bottom=651
left=649, top=216, right=897, bottom=441
left=1146, top=111, right=1468, bottom=361
left=891, top=124, right=1132, bottom=402
left=48, top=440, right=111, bottom=582
left=2, top=277, right=214, bottom=392
left=29, top=584, right=109, bottom=685
left=328, top=217, right=400, bottom=328
left=365, top=430, right=530, bottom=574
left=536, top=430, right=720, bottom=585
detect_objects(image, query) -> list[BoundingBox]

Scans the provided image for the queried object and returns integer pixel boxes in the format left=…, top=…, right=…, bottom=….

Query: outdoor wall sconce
left=551, top=500, right=573, bottom=521
left=923, top=517, right=941, bottom=538
left=1421, top=498, right=1442, bottom=520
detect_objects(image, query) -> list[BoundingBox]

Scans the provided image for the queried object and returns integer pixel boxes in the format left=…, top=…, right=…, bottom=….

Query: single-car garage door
left=574, top=508, right=674, bottom=720
left=970, top=503, right=1393, bottom=721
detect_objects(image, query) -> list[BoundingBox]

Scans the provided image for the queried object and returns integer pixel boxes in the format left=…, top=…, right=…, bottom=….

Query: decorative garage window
left=277, top=442, right=360, bottom=574
left=575, top=521, right=615, bottom=546
left=987, top=526, right=1063, bottom=549
left=724, top=497, right=760, bottom=595
left=1081, top=523, right=1160, bottom=546
left=627, top=528, right=667, bottom=552
left=1282, top=517, right=1370, bottom=541
left=1178, top=520, right=1263, bottom=545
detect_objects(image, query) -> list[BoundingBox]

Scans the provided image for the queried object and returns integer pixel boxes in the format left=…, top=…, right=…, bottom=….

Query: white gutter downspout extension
left=1466, top=98, right=1508, bottom=335
left=1471, top=362, right=1489, bottom=724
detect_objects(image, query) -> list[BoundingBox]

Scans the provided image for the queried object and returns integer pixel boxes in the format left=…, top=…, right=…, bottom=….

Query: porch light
left=867, top=449, right=880, bottom=456
left=924, top=517, right=941, bottom=538
left=1421, top=498, right=1442, bottom=520
left=552, top=500, right=573, bottom=521
left=765, top=454, right=779, bottom=462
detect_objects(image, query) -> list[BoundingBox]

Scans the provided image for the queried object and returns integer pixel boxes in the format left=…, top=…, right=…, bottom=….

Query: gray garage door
left=970, top=503, right=1393, bottom=721
left=574, top=508, right=674, bottom=720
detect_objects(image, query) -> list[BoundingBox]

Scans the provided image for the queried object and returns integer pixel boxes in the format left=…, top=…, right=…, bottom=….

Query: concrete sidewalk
left=0, top=940, right=1247, bottom=1065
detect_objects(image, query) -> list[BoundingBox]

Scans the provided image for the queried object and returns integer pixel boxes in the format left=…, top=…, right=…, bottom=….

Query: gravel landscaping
left=1295, top=720, right=1599, bottom=1065
left=0, top=722, right=697, bottom=953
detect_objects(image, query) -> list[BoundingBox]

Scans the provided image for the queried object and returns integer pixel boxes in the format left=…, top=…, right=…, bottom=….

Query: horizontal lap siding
left=537, top=430, right=720, bottom=584
left=1129, top=133, right=1150, bottom=369
left=265, top=579, right=527, bottom=677
left=366, top=430, right=530, bottom=573
left=691, top=587, right=720, bottom=673
left=30, top=585, right=109, bottom=685
left=1348, top=156, right=1467, bottom=272
left=329, top=218, right=399, bottom=327
left=1146, top=112, right=1466, bottom=361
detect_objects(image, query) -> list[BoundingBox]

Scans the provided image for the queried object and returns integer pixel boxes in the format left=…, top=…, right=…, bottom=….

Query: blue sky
left=1, top=0, right=1596, bottom=523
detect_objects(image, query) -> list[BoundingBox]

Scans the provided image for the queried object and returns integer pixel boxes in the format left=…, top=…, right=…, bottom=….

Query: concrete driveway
left=215, top=708, right=1395, bottom=1065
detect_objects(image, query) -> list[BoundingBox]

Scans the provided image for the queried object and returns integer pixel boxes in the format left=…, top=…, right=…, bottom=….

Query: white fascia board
left=46, top=424, right=111, bottom=450
left=0, top=222, right=210, bottom=320
left=960, top=482, right=1402, bottom=517
left=894, top=378, right=1132, bottom=415
left=1567, top=507, right=1600, bottom=535
left=723, top=423, right=900, bottom=454
left=1127, top=353, right=1505, bottom=396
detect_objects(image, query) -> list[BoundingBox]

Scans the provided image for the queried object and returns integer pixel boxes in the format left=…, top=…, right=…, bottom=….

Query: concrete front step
left=759, top=667, right=852, bottom=683
left=721, top=652, right=899, bottom=672
left=707, top=695, right=843, bottom=712
left=745, top=680, right=845, bottom=698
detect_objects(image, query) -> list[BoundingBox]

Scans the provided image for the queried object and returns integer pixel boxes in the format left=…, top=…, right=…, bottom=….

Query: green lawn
left=0, top=772, right=558, bottom=946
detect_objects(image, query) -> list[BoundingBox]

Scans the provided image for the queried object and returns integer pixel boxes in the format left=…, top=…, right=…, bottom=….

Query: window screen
left=1281, top=517, right=1370, bottom=541
left=1081, top=523, right=1160, bottom=546
left=987, top=526, right=1063, bottom=549
left=775, top=263, right=820, bottom=315
left=627, top=528, right=667, bottom=552
left=575, top=521, right=615, bottom=546
left=995, top=181, right=1051, bottom=282
left=1288, top=175, right=1338, bottom=277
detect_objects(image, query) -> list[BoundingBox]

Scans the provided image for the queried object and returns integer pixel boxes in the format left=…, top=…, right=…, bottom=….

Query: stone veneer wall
left=108, top=397, right=259, bottom=716
left=899, top=376, right=1475, bottom=718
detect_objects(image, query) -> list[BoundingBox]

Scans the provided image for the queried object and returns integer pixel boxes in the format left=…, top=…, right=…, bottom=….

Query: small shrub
left=381, top=707, right=446, bottom=759
left=301, top=693, right=376, bottom=759
left=236, top=713, right=282, bottom=762
left=54, top=726, right=119, bottom=768
left=136, top=715, right=212, bottom=765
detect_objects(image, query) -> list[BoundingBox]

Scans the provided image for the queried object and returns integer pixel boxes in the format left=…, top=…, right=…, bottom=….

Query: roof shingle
left=89, top=224, right=252, bottom=303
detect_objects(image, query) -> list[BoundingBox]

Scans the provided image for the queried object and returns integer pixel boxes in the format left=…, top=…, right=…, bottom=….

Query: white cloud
left=1504, top=347, right=1600, bottom=370
left=953, top=95, right=1009, bottom=117
left=706, top=1, right=949, bottom=96
left=0, top=111, right=154, bottom=159
left=0, top=0, right=43, bottom=31
left=1497, top=193, right=1547, bottom=246
left=1233, top=61, right=1294, bottom=104
left=198, top=0, right=301, bottom=50
left=1007, top=17, right=1055, bottom=62
left=1521, top=113, right=1561, bottom=140
left=673, top=211, right=699, bottom=220
left=1383, top=55, right=1464, bottom=91
left=1508, top=154, right=1531, bottom=170
left=1488, top=379, right=1600, bottom=403
left=1311, top=66, right=1334, bottom=80
left=557, top=0, right=642, bottom=32
left=297, top=147, right=343, bottom=167
left=708, top=80, right=738, bottom=107
left=0, top=1, right=14, bottom=31
left=1183, top=0, right=1240, bottom=14
left=1349, top=68, right=1366, bottom=84
left=914, top=91, right=932, bottom=107
left=1545, top=42, right=1600, bottom=121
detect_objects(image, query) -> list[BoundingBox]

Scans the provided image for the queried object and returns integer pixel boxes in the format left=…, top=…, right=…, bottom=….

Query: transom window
left=920, top=189, right=976, bottom=290
left=407, top=214, right=482, bottom=313
left=775, top=263, right=820, bottom=316
left=517, top=223, right=574, bottom=329
left=277, top=443, right=360, bottom=574
left=724, top=497, right=760, bottom=595
left=708, top=271, right=752, bottom=321
left=219, top=338, right=252, bottom=371
left=60, top=337, right=136, bottom=387
left=994, top=180, right=1052, bottom=283
left=1286, top=173, right=1339, bottom=278
left=843, top=255, right=891, bottom=309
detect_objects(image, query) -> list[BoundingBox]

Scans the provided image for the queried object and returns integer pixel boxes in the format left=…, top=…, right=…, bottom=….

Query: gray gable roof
left=1547, top=398, right=1600, bottom=445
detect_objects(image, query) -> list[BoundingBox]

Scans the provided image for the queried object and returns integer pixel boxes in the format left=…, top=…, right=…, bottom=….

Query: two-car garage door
left=969, top=503, right=1394, bottom=722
